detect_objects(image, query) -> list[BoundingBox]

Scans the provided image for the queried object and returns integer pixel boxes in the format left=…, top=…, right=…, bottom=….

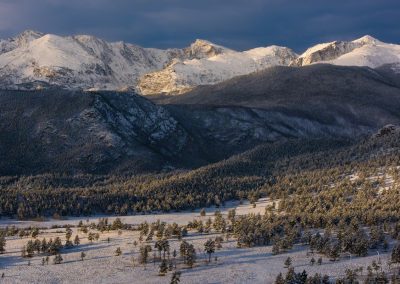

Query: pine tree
left=115, top=247, right=122, bottom=256
left=159, top=259, right=168, bottom=276
left=139, top=245, right=152, bottom=265
left=65, top=239, right=73, bottom=248
left=155, top=240, right=163, bottom=259
left=26, top=240, right=35, bottom=257
left=284, top=257, right=292, bottom=268
left=186, top=244, right=196, bottom=268
left=272, top=242, right=280, bottom=255
left=74, top=235, right=80, bottom=246
left=49, top=237, right=62, bottom=255
left=227, top=209, right=236, bottom=222
left=21, top=246, right=27, bottom=258
left=31, top=228, right=39, bottom=239
left=391, top=243, right=400, bottom=263
left=0, top=234, right=6, bottom=254
left=180, top=241, right=189, bottom=264
left=161, top=239, right=170, bottom=260
left=41, top=238, right=48, bottom=253
left=285, top=267, right=296, bottom=283
left=328, top=243, right=340, bottom=261
left=53, top=254, right=63, bottom=264
left=88, top=232, right=95, bottom=243
left=170, top=271, right=181, bottom=284
left=204, top=239, right=215, bottom=263
left=80, top=251, right=86, bottom=261
left=275, top=273, right=284, bottom=284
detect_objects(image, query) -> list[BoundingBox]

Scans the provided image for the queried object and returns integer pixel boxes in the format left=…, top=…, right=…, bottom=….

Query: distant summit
left=0, top=32, right=399, bottom=94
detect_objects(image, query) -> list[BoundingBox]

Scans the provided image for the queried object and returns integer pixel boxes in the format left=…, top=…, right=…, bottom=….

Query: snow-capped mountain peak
left=0, top=29, right=44, bottom=55
left=292, top=39, right=362, bottom=66
left=0, top=31, right=399, bottom=94
left=292, top=35, right=400, bottom=68
left=138, top=44, right=298, bottom=95
left=185, top=39, right=232, bottom=59
left=352, top=35, right=381, bottom=45
left=0, top=32, right=183, bottom=90
left=13, top=30, right=44, bottom=46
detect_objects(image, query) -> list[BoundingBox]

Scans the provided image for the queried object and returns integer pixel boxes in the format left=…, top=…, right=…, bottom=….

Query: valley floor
left=0, top=199, right=394, bottom=284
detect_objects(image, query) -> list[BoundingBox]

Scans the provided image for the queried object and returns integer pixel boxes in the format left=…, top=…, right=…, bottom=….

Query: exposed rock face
left=292, top=35, right=400, bottom=69
left=183, top=39, right=230, bottom=59
left=291, top=40, right=362, bottom=66
left=0, top=90, right=197, bottom=175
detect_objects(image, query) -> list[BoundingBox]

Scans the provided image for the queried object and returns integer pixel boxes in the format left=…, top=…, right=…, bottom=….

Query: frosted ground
left=0, top=199, right=394, bottom=284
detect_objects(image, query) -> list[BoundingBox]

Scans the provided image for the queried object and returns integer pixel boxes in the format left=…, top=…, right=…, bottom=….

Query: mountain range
left=1, top=63, right=400, bottom=175
left=1, top=31, right=400, bottom=175
left=1, top=31, right=399, bottom=94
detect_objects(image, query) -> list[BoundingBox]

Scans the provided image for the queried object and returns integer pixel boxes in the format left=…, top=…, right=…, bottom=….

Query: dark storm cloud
left=0, top=0, right=399, bottom=52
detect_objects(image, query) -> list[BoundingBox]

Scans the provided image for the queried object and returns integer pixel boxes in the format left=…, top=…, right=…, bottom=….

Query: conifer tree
left=391, top=243, right=400, bottom=263
left=204, top=239, right=215, bottom=263
left=53, top=254, right=63, bottom=264
left=139, top=245, right=152, bottom=265
left=170, top=271, right=181, bottom=284
left=186, top=244, right=196, bottom=268
left=284, top=257, right=292, bottom=268
left=159, top=259, right=168, bottom=276
left=74, top=235, right=80, bottom=246
left=0, top=234, right=5, bottom=254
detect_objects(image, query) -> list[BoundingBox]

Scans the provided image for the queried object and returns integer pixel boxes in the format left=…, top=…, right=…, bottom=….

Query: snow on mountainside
left=0, top=30, right=44, bottom=54
left=292, top=35, right=400, bottom=68
left=139, top=35, right=400, bottom=95
left=0, top=31, right=188, bottom=90
left=138, top=44, right=297, bottom=95
left=0, top=31, right=399, bottom=94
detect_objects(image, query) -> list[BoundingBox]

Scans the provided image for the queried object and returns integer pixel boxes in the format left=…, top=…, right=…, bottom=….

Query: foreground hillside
left=1, top=127, right=400, bottom=283
left=1, top=124, right=399, bottom=219
left=0, top=199, right=397, bottom=284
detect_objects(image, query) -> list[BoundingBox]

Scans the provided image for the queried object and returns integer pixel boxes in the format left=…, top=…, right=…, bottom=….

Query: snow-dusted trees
left=159, top=259, right=168, bottom=276
left=115, top=247, right=122, bottom=256
left=139, top=245, right=152, bottom=265
left=53, top=254, right=63, bottom=264
left=0, top=233, right=5, bottom=254
left=392, top=243, right=400, bottom=263
left=170, top=271, right=181, bottom=284
left=179, top=240, right=196, bottom=268
left=74, top=235, right=80, bottom=245
left=204, top=239, right=215, bottom=263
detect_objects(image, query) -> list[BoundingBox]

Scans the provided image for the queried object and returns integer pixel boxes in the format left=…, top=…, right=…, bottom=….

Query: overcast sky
left=0, top=0, right=399, bottom=52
